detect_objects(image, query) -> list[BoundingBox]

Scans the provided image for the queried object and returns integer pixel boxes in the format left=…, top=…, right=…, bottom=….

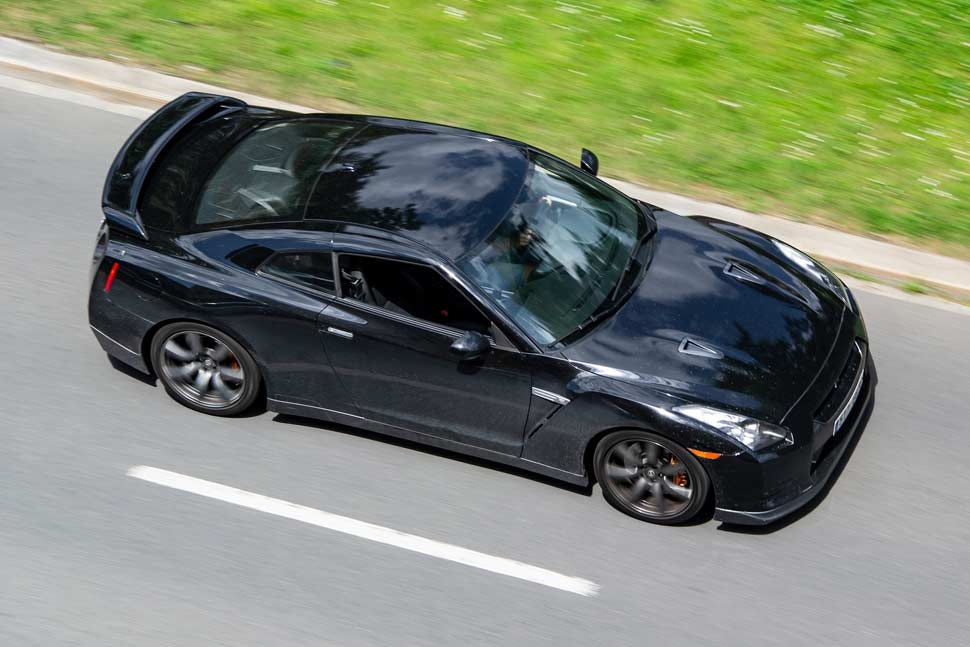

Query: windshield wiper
left=552, top=202, right=656, bottom=346
left=609, top=202, right=654, bottom=302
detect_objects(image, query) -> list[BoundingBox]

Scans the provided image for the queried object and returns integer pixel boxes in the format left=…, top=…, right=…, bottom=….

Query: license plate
left=834, top=368, right=864, bottom=435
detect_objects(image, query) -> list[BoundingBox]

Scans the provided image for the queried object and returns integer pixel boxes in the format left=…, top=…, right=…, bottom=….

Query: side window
left=338, top=255, right=491, bottom=333
left=260, top=252, right=336, bottom=294
left=194, top=121, right=356, bottom=228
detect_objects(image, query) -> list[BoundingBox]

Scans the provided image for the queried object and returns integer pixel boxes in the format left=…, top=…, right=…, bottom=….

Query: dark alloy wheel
left=594, top=430, right=710, bottom=525
left=151, top=322, right=261, bottom=416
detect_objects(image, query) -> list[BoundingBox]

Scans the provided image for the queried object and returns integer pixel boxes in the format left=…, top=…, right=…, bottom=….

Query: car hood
left=562, top=211, right=846, bottom=422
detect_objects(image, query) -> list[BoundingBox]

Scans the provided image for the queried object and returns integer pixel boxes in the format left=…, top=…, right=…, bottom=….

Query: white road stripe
left=127, top=465, right=599, bottom=597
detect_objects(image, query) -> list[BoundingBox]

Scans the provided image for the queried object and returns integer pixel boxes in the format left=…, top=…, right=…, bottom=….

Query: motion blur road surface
left=2, top=85, right=969, bottom=646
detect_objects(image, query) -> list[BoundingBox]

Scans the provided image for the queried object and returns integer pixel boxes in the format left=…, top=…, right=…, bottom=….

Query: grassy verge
left=2, top=0, right=969, bottom=255
left=826, top=262, right=970, bottom=307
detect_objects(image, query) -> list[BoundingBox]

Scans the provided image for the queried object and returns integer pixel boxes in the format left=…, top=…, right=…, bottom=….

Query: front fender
left=520, top=372, right=740, bottom=480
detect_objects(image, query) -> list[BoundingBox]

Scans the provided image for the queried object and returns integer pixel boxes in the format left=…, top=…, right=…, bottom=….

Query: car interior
left=196, top=122, right=355, bottom=225
left=337, top=255, right=492, bottom=334
left=260, top=252, right=337, bottom=293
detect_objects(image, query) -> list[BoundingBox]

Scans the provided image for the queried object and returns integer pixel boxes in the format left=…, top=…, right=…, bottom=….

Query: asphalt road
left=2, top=84, right=969, bottom=647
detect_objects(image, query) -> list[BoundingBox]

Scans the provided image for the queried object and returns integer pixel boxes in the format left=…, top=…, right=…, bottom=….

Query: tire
left=593, top=430, right=710, bottom=525
left=150, top=322, right=262, bottom=417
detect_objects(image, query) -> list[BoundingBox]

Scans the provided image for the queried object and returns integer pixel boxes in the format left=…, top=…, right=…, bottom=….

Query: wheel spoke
left=193, top=369, right=212, bottom=395
left=614, top=443, right=640, bottom=468
left=171, top=361, right=201, bottom=379
left=211, top=373, right=234, bottom=401
left=644, top=441, right=660, bottom=465
left=650, top=481, right=667, bottom=514
left=220, top=366, right=243, bottom=381
left=662, top=480, right=691, bottom=501
left=164, top=340, right=195, bottom=362
left=629, top=476, right=651, bottom=500
left=185, top=332, right=203, bottom=353
left=210, top=344, right=231, bottom=361
left=605, top=463, right=636, bottom=482
left=661, top=462, right=686, bottom=476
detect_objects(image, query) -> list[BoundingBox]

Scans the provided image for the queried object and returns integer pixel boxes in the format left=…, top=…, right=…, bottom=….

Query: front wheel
left=593, top=430, right=710, bottom=525
left=151, top=322, right=262, bottom=416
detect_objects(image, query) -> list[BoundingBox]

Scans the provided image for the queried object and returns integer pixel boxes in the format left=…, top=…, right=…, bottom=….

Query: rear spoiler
left=102, top=92, right=246, bottom=239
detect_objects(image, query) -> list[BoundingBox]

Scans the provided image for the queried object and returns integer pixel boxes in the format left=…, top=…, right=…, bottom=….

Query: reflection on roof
left=307, top=125, right=529, bottom=258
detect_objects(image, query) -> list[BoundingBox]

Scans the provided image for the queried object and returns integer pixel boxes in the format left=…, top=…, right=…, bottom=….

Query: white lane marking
left=0, top=73, right=153, bottom=118
left=127, top=465, right=599, bottom=597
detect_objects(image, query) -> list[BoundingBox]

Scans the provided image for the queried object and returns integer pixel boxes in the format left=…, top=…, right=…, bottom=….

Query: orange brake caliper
left=669, top=456, right=688, bottom=487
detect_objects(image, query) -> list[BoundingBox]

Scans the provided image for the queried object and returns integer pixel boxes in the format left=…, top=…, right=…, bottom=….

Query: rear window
left=139, top=116, right=251, bottom=231
left=194, top=120, right=357, bottom=229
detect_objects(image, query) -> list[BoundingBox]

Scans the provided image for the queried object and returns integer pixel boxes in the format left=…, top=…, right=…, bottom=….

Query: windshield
left=459, top=153, right=640, bottom=345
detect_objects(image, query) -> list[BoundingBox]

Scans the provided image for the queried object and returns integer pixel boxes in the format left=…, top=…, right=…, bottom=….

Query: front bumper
left=713, top=350, right=877, bottom=526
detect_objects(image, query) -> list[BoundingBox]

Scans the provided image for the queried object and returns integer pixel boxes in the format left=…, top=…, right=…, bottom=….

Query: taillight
left=104, top=261, right=120, bottom=292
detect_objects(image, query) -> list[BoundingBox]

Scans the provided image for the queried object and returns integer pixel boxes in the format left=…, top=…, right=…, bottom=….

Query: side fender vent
left=724, top=261, right=765, bottom=285
left=678, top=338, right=724, bottom=359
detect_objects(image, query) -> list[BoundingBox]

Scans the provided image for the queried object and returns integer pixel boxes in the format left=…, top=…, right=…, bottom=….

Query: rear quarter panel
left=89, top=232, right=348, bottom=407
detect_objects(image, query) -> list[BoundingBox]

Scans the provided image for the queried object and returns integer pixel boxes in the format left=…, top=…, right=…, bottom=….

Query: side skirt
left=267, top=398, right=589, bottom=487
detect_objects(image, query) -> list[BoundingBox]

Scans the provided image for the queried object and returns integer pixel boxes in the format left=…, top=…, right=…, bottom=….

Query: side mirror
left=449, top=330, right=490, bottom=360
left=580, top=148, right=599, bottom=176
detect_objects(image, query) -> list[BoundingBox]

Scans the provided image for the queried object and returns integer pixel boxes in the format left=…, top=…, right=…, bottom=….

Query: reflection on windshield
left=460, top=154, right=639, bottom=344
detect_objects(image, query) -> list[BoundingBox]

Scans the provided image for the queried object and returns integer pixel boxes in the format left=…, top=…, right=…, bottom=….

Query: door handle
left=324, top=326, right=354, bottom=340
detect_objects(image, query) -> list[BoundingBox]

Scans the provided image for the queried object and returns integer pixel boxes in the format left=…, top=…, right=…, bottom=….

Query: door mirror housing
left=449, top=330, right=490, bottom=360
left=580, top=148, right=599, bottom=176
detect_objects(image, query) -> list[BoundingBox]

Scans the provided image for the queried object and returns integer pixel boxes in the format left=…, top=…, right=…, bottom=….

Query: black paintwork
left=88, top=93, right=877, bottom=524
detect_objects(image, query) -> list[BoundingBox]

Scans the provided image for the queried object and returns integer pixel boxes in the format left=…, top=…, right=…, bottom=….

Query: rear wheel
left=594, top=430, right=709, bottom=525
left=151, top=322, right=261, bottom=416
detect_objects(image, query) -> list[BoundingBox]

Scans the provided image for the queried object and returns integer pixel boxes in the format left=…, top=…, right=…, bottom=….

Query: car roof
left=302, top=117, right=531, bottom=259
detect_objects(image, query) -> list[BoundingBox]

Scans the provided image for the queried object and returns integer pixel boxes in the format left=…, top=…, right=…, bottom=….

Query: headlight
left=773, top=240, right=850, bottom=308
left=673, top=405, right=793, bottom=452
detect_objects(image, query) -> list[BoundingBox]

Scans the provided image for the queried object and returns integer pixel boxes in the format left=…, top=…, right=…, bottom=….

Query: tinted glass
left=195, top=120, right=356, bottom=228
left=139, top=117, right=252, bottom=231
left=308, top=128, right=528, bottom=258
left=459, top=154, right=639, bottom=345
left=338, top=255, right=490, bottom=333
left=260, top=252, right=336, bottom=293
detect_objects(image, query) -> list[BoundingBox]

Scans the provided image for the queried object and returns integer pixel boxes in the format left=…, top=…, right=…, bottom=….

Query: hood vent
left=724, top=261, right=765, bottom=285
left=678, top=338, right=724, bottom=359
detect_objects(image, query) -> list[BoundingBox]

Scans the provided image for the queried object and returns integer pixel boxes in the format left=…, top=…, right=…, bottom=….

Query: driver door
left=316, top=252, right=533, bottom=456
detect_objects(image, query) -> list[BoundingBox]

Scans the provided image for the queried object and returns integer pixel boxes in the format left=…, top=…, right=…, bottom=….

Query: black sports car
left=89, top=92, right=876, bottom=526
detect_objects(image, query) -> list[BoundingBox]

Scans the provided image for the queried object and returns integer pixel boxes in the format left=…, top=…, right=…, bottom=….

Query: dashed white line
left=127, top=465, right=600, bottom=597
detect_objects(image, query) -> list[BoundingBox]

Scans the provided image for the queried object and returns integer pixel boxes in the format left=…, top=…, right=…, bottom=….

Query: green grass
left=901, top=281, right=930, bottom=294
left=832, top=267, right=879, bottom=283
left=3, top=0, right=970, bottom=254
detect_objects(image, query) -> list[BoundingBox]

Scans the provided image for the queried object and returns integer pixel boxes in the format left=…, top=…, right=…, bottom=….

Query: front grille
left=815, top=340, right=865, bottom=423
left=810, top=340, right=868, bottom=471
